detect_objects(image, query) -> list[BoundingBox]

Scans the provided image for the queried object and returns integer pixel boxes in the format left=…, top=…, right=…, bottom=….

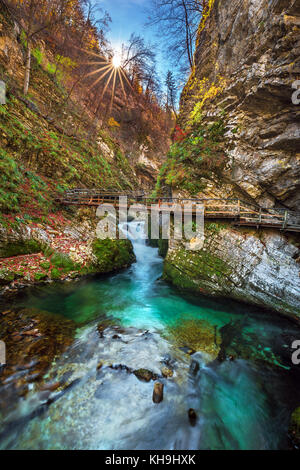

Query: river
left=0, top=221, right=299, bottom=450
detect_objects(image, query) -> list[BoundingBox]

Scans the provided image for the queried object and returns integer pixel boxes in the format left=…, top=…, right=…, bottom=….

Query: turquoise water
left=0, top=222, right=300, bottom=450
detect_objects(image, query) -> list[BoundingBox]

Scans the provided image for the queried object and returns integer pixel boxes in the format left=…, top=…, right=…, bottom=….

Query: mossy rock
left=34, top=272, right=48, bottom=281
left=289, top=406, right=300, bottom=448
left=163, top=246, right=232, bottom=293
left=50, top=252, right=79, bottom=273
left=0, top=239, right=42, bottom=259
left=92, top=239, right=135, bottom=273
left=158, top=239, right=169, bottom=258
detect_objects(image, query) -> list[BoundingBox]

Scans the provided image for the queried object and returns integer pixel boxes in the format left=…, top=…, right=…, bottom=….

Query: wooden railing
left=56, top=190, right=300, bottom=232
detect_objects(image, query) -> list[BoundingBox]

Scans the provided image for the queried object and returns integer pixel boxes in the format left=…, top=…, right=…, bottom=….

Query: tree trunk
left=24, top=43, right=31, bottom=96
left=182, top=0, right=193, bottom=69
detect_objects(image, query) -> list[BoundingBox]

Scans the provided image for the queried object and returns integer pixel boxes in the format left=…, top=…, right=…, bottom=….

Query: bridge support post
left=283, top=211, right=288, bottom=229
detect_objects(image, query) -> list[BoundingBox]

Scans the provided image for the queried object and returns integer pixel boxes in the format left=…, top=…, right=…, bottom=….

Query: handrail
left=55, top=190, right=300, bottom=232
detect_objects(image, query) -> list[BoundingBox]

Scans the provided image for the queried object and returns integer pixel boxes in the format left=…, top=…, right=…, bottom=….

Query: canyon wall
left=163, top=0, right=300, bottom=318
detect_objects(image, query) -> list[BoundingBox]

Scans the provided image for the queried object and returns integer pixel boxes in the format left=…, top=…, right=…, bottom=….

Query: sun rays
left=78, top=46, right=133, bottom=117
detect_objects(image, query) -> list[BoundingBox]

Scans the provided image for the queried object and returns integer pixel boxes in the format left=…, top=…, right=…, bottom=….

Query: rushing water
left=0, top=222, right=300, bottom=450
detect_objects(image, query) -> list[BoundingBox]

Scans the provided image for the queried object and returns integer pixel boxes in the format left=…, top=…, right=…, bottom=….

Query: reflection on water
left=0, top=222, right=300, bottom=450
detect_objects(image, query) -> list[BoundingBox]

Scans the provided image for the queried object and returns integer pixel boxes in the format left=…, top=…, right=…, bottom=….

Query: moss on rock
left=163, top=246, right=231, bottom=293
left=92, top=238, right=136, bottom=273
left=0, top=239, right=42, bottom=259
left=289, top=406, right=300, bottom=448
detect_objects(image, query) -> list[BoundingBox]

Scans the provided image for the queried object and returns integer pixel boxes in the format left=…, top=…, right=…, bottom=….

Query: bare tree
left=147, top=0, right=204, bottom=74
left=122, top=33, right=156, bottom=87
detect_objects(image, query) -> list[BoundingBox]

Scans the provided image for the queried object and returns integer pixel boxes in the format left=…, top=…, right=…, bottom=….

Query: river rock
left=188, top=409, right=197, bottom=427
left=161, top=367, right=173, bottom=378
left=0, top=308, right=76, bottom=394
left=134, top=368, right=157, bottom=382
left=153, top=382, right=164, bottom=404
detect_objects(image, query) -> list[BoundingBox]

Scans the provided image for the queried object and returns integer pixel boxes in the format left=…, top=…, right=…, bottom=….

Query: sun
left=112, top=54, right=122, bottom=68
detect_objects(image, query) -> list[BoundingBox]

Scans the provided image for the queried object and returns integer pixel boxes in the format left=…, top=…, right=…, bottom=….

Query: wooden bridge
left=57, top=189, right=300, bottom=233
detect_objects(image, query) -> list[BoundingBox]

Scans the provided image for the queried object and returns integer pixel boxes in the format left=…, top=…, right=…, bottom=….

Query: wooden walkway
left=57, top=189, right=300, bottom=233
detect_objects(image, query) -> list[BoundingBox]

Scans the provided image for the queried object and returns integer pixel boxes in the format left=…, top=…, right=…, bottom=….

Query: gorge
left=0, top=0, right=300, bottom=452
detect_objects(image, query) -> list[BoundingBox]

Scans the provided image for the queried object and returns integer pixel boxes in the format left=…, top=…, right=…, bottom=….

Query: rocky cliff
left=180, top=0, right=300, bottom=209
left=162, top=0, right=300, bottom=318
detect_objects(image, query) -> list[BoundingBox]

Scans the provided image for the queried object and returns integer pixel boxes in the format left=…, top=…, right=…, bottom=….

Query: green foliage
left=0, top=52, right=138, bottom=224
left=0, top=148, right=22, bottom=212
left=55, top=55, right=77, bottom=70
left=157, top=112, right=227, bottom=196
left=47, top=62, right=57, bottom=75
left=32, top=48, right=43, bottom=66
left=206, top=222, right=228, bottom=235
left=42, top=246, right=54, bottom=258
left=151, top=162, right=169, bottom=198
left=189, top=102, right=203, bottom=125
left=20, top=31, right=28, bottom=48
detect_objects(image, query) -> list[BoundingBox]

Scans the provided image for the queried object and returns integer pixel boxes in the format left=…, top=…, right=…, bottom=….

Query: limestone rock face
left=180, top=0, right=300, bottom=209
left=164, top=0, right=300, bottom=318
left=164, top=225, right=300, bottom=319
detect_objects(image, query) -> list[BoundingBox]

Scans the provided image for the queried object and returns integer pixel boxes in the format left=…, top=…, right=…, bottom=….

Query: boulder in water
left=153, top=382, right=164, bottom=404
left=188, top=408, right=197, bottom=427
left=134, top=368, right=157, bottom=382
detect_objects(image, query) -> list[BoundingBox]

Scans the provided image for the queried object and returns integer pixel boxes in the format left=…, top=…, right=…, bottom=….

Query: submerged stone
left=0, top=307, right=76, bottom=398
left=168, top=317, right=221, bottom=359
